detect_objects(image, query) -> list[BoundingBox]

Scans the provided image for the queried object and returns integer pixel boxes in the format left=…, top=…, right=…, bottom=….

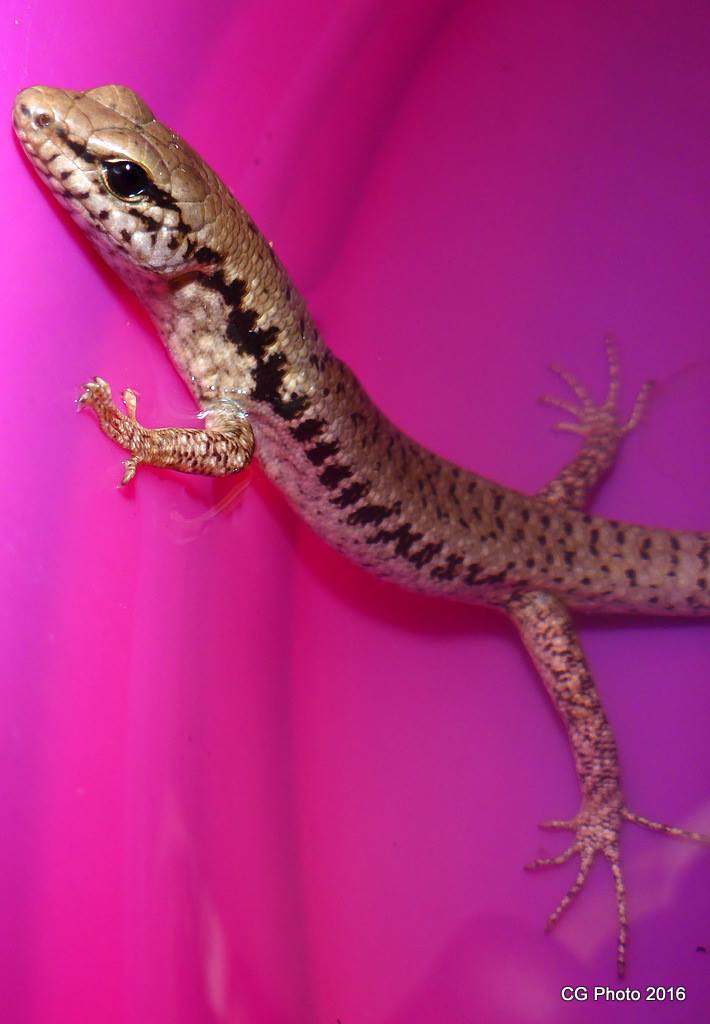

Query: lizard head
left=13, top=85, right=232, bottom=281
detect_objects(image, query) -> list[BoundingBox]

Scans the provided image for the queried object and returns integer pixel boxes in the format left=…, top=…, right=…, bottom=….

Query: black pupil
left=103, top=160, right=150, bottom=199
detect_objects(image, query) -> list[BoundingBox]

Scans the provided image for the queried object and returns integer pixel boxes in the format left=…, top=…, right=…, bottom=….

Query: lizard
left=13, top=83, right=710, bottom=976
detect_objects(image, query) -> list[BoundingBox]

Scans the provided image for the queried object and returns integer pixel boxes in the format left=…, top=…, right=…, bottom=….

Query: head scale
left=13, top=84, right=228, bottom=280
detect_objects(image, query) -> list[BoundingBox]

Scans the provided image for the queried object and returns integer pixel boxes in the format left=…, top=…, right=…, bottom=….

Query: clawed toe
left=624, top=809, right=710, bottom=844
left=539, top=818, right=576, bottom=831
left=620, top=379, right=654, bottom=434
left=547, top=362, right=594, bottom=408
left=77, top=375, right=113, bottom=410
left=120, top=456, right=141, bottom=486
left=525, top=842, right=577, bottom=871
left=122, top=387, right=139, bottom=421
left=543, top=851, right=595, bottom=933
left=539, top=394, right=583, bottom=418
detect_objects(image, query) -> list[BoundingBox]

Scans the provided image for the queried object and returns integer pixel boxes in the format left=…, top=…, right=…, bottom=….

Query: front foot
left=526, top=799, right=710, bottom=976
left=77, top=376, right=256, bottom=484
left=77, top=376, right=146, bottom=485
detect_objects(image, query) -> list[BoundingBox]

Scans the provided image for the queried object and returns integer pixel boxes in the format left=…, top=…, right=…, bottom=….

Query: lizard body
left=13, top=83, right=709, bottom=974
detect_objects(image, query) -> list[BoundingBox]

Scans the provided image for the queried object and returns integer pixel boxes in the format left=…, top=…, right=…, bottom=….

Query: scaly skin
left=13, top=84, right=709, bottom=974
left=501, top=350, right=708, bottom=974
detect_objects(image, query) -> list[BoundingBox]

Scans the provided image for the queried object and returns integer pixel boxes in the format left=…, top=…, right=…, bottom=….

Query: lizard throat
left=135, top=269, right=312, bottom=421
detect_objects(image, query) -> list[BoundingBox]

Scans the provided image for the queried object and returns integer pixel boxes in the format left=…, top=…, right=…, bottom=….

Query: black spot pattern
left=331, top=481, right=369, bottom=509
left=347, top=504, right=393, bottom=527
left=198, top=272, right=308, bottom=421
left=306, top=441, right=340, bottom=466
left=292, top=418, right=326, bottom=442
left=320, top=465, right=351, bottom=489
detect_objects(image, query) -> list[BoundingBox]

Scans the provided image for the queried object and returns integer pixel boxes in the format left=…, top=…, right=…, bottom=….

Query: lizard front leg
left=77, top=376, right=255, bottom=485
left=505, top=344, right=708, bottom=974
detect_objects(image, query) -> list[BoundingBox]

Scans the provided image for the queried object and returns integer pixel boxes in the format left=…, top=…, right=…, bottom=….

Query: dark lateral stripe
left=194, top=246, right=220, bottom=264
left=464, top=564, right=510, bottom=586
left=137, top=211, right=162, bottom=232
left=331, top=481, right=368, bottom=509
left=256, top=352, right=308, bottom=420
left=347, top=504, right=393, bottom=527
left=430, top=554, right=464, bottom=581
left=60, top=128, right=194, bottom=242
left=393, top=525, right=423, bottom=558
left=367, top=523, right=423, bottom=559
left=320, top=464, right=351, bottom=489
left=306, top=441, right=340, bottom=466
left=292, top=418, right=326, bottom=442
left=198, top=271, right=308, bottom=421
left=61, top=132, right=96, bottom=163
left=410, top=541, right=443, bottom=569
left=142, top=180, right=188, bottom=223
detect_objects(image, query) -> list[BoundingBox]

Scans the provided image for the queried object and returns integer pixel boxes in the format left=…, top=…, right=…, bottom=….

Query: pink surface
left=2, top=2, right=709, bottom=1022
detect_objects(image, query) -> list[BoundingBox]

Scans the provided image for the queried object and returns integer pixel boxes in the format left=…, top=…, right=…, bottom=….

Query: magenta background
left=2, top=1, right=709, bottom=1021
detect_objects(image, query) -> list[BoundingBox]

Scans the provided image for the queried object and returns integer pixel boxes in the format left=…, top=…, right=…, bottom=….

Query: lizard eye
left=102, top=159, right=152, bottom=201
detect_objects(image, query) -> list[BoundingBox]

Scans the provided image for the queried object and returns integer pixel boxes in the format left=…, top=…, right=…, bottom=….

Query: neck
left=129, top=208, right=333, bottom=431
left=142, top=271, right=258, bottom=406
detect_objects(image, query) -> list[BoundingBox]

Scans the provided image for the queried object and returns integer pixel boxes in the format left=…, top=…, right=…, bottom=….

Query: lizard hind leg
left=506, top=589, right=710, bottom=975
left=506, top=343, right=706, bottom=976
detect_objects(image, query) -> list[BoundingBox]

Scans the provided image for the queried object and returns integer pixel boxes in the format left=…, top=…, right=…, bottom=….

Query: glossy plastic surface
left=2, top=2, right=709, bottom=1021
